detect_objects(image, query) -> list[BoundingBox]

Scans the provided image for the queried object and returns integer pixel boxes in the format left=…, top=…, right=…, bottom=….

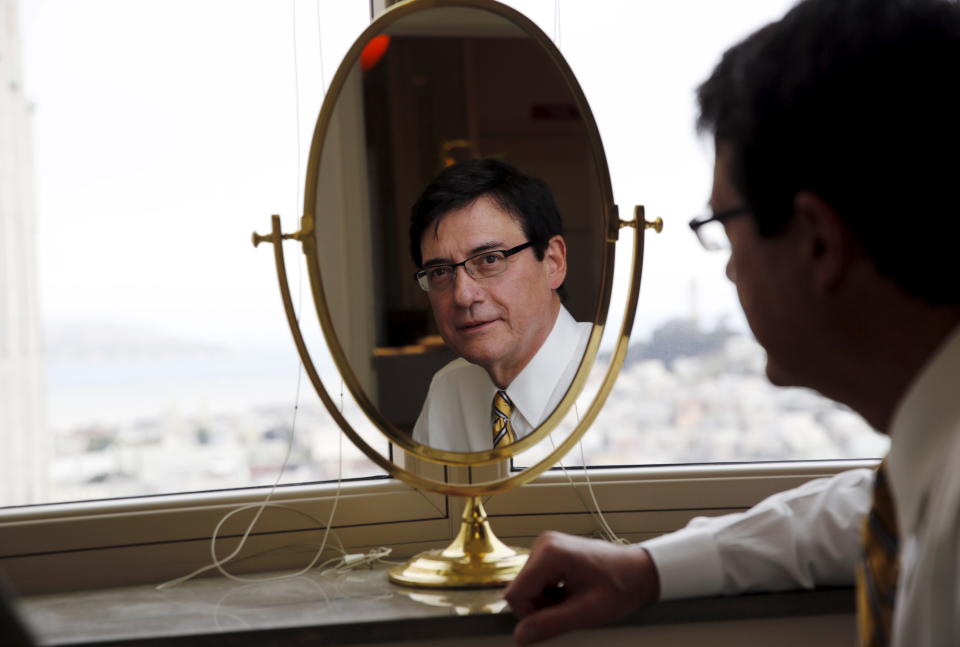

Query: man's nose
left=452, top=268, right=484, bottom=306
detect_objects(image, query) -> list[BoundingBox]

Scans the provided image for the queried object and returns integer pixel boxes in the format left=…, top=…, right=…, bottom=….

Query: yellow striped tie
left=491, top=390, right=516, bottom=448
left=856, top=462, right=899, bottom=647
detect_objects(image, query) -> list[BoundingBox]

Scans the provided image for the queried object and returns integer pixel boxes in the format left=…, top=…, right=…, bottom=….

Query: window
left=6, top=0, right=381, bottom=508
left=2, top=1, right=882, bottom=596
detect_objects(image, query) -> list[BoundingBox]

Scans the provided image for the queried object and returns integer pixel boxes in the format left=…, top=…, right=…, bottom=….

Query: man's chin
left=458, top=349, right=496, bottom=370
left=764, top=360, right=796, bottom=388
left=444, top=337, right=495, bottom=368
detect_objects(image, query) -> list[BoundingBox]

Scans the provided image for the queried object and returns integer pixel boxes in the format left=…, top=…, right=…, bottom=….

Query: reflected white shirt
left=642, top=325, right=960, bottom=646
left=412, top=306, right=591, bottom=452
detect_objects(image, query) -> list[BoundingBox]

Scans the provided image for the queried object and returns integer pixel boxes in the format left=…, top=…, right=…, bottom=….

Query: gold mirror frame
left=254, top=0, right=655, bottom=495
left=254, top=0, right=661, bottom=586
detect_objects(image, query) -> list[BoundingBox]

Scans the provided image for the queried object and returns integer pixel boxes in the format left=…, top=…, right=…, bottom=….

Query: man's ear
left=543, top=234, right=567, bottom=289
left=793, top=191, right=856, bottom=295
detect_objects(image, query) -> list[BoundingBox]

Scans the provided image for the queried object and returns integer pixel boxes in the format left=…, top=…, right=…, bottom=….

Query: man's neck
left=487, top=300, right=562, bottom=389
left=823, top=302, right=960, bottom=433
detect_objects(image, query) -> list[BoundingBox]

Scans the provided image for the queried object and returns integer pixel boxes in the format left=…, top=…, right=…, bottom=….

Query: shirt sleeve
left=641, top=468, right=873, bottom=600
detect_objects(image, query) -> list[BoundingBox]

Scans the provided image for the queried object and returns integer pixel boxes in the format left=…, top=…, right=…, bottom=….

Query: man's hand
left=504, top=531, right=660, bottom=645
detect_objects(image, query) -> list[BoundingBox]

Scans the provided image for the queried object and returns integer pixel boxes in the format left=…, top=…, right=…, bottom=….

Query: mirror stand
left=253, top=205, right=657, bottom=590
left=388, top=496, right=528, bottom=588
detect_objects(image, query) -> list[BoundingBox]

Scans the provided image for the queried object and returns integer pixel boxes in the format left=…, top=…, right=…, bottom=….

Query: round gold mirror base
left=388, top=496, right=529, bottom=588
left=388, top=546, right=528, bottom=589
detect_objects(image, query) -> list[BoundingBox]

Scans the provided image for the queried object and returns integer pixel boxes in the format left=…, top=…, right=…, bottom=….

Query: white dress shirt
left=887, top=325, right=960, bottom=646
left=641, top=467, right=872, bottom=599
left=412, top=306, right=592, bottom=452
left=642, top=324, right=960, bottom=646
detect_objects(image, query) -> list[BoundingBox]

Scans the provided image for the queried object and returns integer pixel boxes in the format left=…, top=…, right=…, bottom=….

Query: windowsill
left=1, top=461, right=874, bottom=596
left=19, top=563, right=854, bottom=646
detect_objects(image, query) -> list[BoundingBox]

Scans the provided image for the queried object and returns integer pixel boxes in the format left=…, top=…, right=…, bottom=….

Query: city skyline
left=40, top=316, right=888, bottom=507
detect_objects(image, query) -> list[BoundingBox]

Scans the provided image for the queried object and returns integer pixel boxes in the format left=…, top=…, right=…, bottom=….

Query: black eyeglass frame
left=688, top=206, right=750, bottom=250
left=413, top=241, right=535, bottom=292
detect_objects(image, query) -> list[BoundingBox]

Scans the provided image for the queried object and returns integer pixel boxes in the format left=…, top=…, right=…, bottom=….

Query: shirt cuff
left=640, top=526, right=725, bottom=601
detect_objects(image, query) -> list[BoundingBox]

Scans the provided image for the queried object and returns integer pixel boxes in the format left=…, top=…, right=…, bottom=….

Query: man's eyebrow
left=422, top=241, right=504, bottom=267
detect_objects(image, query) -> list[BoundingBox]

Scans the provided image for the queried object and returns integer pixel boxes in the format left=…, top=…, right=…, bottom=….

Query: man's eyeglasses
left=414, top=241, right=534, bottom=292
left=688, top=206, right=750, bottom=251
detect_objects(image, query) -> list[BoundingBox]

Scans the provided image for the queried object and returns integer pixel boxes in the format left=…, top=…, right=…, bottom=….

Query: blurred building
left=0, top=0, right=47, bottom=506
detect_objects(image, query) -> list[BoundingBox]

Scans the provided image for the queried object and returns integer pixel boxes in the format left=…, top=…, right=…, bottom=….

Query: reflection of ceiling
left=385, top=7, right=527, bottom=38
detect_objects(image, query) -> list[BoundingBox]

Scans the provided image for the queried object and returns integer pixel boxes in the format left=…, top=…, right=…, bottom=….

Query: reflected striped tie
left=856, top=462, right=900, bottom=647
left=491, top=390, right=517, bottom=448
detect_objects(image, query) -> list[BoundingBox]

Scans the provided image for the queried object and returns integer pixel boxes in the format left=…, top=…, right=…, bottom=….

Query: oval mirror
left=256, top=0, right=651, bottom=587
left=302, top=0, right=622, bottom=468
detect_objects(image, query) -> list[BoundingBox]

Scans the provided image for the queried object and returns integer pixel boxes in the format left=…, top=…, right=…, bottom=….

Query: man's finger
left=512, top=591, right=606, bottom=646
left=505, top=536, right=568, bottom=617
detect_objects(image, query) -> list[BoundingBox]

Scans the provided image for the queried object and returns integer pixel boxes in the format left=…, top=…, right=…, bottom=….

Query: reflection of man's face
left=420, top=196, right=567, bottom=389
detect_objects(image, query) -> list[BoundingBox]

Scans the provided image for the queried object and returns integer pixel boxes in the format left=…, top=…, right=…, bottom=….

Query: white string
left=209, top=547, right=395, bottom=632
left=214, top=574, right=330, bottom=632
left=156, top=1, right=354, bottom=591
left=293, top=0, right=303, bottom=214
left=318, top=546, right=395, bottom=575
left=315, top=0, right=327, bottom=92
left=554, top=0, right=561, bottom=48
left=548, top=401, right=627, bottom=545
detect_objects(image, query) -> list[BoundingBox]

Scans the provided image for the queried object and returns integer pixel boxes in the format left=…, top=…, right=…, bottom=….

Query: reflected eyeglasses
left=414, top=241, right=534, bottom=292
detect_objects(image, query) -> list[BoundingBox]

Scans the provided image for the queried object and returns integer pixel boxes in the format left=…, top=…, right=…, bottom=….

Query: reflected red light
left=361, top=35, right=391, bottom=71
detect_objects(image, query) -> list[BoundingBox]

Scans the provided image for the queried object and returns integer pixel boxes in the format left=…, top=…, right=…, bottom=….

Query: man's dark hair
left=409, top=158, right=564, bottom=275
left=697, top=0, right=960, bottom=303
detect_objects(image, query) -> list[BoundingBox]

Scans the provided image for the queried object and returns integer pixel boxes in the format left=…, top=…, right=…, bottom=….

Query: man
left=409, top=158, right=591, bottom=452
left=505, top=0, right=960, bottom=645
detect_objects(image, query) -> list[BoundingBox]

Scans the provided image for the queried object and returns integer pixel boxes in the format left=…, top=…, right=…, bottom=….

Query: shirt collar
left=505, top=305, right=581, bottom=427
left=888, top=323, right=960, bottom=533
